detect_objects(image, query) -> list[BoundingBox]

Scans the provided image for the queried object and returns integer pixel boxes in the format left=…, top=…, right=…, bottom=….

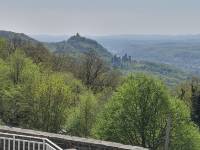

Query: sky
left=0, top=0, right=200, bottom=36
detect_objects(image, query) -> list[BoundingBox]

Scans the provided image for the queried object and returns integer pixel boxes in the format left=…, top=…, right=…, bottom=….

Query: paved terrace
left=0, top=126, right=147, bottom=150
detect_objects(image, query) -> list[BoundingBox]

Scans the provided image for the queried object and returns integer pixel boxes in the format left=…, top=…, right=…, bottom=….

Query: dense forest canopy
left=0, top=31, right=200, bottom=149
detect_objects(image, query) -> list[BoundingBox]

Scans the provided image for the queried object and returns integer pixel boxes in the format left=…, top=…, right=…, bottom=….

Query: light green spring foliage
left=0, top=38, right=9, bottom=59
left=92, top=74, right=170, bottom=149
left=0, top=49, right=97, bottom=133
left=9, top=49, right=40, bottom=85
left=169, top=98, right=200, bottom=150
left=92, top=74, right=200, bottom=150
left=0, top=58, right=10, bottom=85
left=0, top=50, right=40, bottom=126
left=0, top=40, right=200, bottom=149
left=30, top=73, right=72, bottom=132
left=65, top=91, right=97, bottom=137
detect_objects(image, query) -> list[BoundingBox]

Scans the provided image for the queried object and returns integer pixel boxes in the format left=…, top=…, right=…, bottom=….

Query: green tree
left=0, top=38, right=9, bottom=59
left=92, top=74, right=170, bottom=149
left=169, top=98, right=200, bottom=150
left=29, top=73, right=73, bottom=132
left=78, top=50, right=120, bottom=92
left=0, top=51, right=40, bottom=127
left=65, top=92, right=97, bottom=137
left=22, top=43, right=51, bottom=64
left=190, top=77, right=200, bottom=127
left=9, top=49, right=26, bottom=85
left=175, top=77, right=200, bottom=127
left=0, top=58, right=12, bottom=123
left=93, top=74, right=200, bottom=149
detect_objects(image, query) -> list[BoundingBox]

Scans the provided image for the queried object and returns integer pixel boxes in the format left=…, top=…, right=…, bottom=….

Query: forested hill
left=0, top=30, right=192, bottom=86
left=0, top=31, right=113, bottom=63
left=0, top=31, right=112, bottom=60
left=0, top=30, right=39, bottom=45
left=44, top=33, right=112, bottom=58
left=0, top=30, right=50, bottom=63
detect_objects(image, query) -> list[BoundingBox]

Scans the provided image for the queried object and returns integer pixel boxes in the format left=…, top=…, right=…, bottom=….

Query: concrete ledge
left=0, top=126, right=147, bottom=150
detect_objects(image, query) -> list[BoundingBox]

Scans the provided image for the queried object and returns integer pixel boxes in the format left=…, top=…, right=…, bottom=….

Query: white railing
left=0, top=132, right=63, bottom=150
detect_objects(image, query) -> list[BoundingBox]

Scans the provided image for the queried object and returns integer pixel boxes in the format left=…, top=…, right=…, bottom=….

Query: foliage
left=29, top=73, right=72, bottom=132
left=65, top=92, right=97, bottom=137
left=0, top=32, right=200, bottom=150
left=82, top=50, right=121, bottom=92
left=92, top=74, right=170, bottom=149
left=175, top=77, right=200, bottom=128
left=0, top=48, right=98, bottom=133
left=0, top=31, right=51, bottom=64
left=120, top=60, right=190, bottom=87
left=0, top=38, right=9, bottom=59
left=169, top=98, right=200, bottom=150
left=0, top=50, right=41, bottom=126
left=92, top=74, right=200, bottom=149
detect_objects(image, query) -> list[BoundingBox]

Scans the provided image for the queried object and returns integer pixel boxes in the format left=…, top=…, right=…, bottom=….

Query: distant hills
left=0, top=30, right=39, bottom=46
left=31, top=34, right=200, bottom=74
left=44, top=33, right=112, bottom=59
left=0, top=31, right=112, bottom=59
left=94, top=35, right=200, bottom=74
left=0, top=31, right=194, bottom=86
left=0, top=30, right=50, bottom=63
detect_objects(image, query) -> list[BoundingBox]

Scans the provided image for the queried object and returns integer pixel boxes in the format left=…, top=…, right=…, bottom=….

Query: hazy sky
left=0, top=0, right=200, bottom=35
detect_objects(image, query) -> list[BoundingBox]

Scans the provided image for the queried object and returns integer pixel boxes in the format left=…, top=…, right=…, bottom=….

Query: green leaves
left=0, top=36, right=200, bottom=150
left=92, top=73, right=200, bottom=149
left=30, top=73, right=72, bottom=132
left=169, top=98, right=200, bottom=150
left=65, top=91, right=98, bottom=137
left=0, top=49, right=98, bottom=134
left=0, top=38, right=9, bottom=59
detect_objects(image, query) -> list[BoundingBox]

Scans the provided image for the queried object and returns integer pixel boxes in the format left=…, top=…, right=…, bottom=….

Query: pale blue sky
left=0, top=0, right=200, bottom=35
